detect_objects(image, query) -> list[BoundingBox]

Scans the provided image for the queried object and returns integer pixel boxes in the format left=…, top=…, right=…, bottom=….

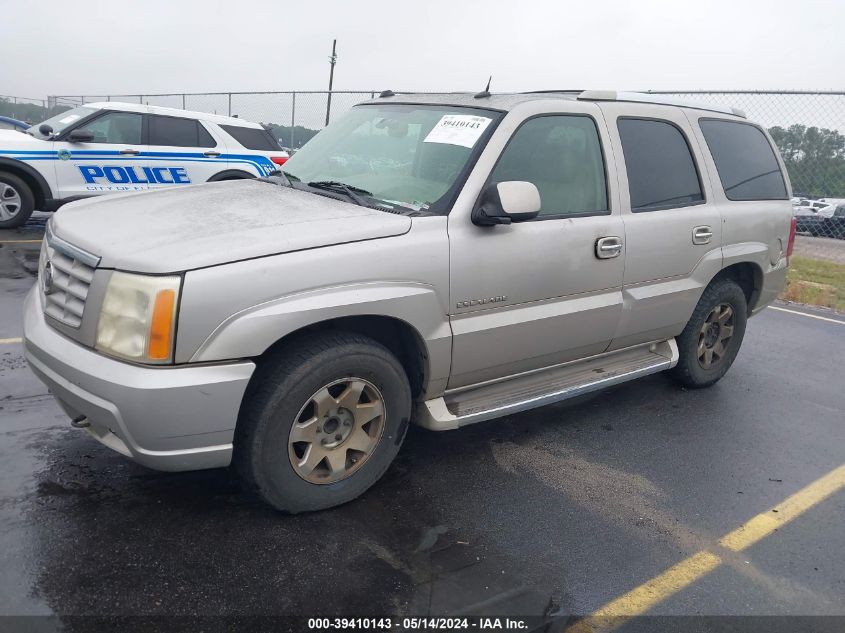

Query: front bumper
left=23, top=286, right=255, bottom=471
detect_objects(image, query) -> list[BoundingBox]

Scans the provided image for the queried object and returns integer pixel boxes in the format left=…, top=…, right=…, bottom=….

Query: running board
left=415, top=340, right=678, bottom=431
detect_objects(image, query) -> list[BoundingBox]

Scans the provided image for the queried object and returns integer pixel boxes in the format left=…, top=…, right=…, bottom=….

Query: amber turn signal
left=148, top=289, right=176, bottom=361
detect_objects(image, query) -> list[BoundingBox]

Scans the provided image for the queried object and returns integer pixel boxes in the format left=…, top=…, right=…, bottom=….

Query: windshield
left=281, top=104, right=500, bottom=212
left=28, top=106, right=99, bottom=139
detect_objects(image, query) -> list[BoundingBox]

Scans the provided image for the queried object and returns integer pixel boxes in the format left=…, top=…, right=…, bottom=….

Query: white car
left=792, top=199, right=832, bottom=217
left=0, top=102, right=289, bottom=228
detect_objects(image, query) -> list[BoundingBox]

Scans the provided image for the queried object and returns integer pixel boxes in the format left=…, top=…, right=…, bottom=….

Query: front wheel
left=0, top=172, right=35, bottom=229
left=670, top=278, right=748, bottom=389
left=234, top=331, right=412, bottom=513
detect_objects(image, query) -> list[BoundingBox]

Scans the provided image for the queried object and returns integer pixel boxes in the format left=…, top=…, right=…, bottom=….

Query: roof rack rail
left=577, top=90, right=746, bottom=118
left=521, top=89, right=583, bottom=94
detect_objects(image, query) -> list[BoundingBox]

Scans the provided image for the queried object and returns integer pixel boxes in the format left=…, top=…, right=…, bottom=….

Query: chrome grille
left=40, top=225, right=100, bottom=328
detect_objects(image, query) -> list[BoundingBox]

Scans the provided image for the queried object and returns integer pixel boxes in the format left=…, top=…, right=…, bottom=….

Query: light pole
left=325, top=39, right=337, bottom=126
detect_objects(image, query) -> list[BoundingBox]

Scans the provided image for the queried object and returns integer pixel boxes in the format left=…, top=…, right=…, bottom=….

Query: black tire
left=207, top=170, right=255, bottom=182
left=0, top=172, right=35, bottom=229
left=670, top=278, right=748, bottom=389
left=234, top=331, right=412, bottom=513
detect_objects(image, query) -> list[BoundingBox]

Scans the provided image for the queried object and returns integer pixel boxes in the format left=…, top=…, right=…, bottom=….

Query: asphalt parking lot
left=1, top=218, right=843, bottom=632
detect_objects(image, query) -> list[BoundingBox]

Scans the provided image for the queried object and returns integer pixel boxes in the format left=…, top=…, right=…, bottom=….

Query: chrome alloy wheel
left=288, top=378, right=386, bottom=484
left=0, top=183, right=22, bottom=221
left=697, top=303, right=735, bottom=369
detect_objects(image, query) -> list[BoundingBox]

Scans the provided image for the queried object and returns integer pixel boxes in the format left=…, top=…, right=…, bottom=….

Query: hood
left=0, top=129, right=42, bottom=145
left=51, top=180, right=412, bottom=273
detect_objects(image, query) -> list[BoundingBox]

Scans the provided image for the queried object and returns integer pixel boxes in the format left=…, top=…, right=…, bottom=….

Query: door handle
left=596, top=236, right=623, bottom=259
left=119, top=148, right=140, bottom=155
left=203, top=151, right=222, bottom=158
left=692, top=225, right=713, bottom=245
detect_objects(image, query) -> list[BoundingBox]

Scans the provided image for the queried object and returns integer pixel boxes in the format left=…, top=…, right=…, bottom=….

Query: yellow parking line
left=568, top=463, right=845, bottom=633
left=0, top=239, right=42, bottom=244
left=769, top=306, right=845, bottom=325
left=567, top=552, right=722, bottom=633
left=720, top=463, right=845, bottom=551
left=0, top=337, right=23, bottom=345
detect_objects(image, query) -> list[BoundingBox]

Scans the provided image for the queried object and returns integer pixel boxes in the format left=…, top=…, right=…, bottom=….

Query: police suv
left=0, top=102, right=289, bottom=228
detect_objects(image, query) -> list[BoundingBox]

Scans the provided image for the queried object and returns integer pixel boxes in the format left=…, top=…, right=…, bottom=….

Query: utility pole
left=325, top=39, right=337, bottom=126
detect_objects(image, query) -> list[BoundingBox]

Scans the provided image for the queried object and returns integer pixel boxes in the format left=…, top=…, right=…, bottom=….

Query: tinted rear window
left=148, top=115, right=215, bottom=148
left=617, top=118, right=704, bottom=212
left=699, top=120, right=787, bottom=201
left=197, top=122, right=216, bottom=147
left=221, top=124, right=280, bottom=151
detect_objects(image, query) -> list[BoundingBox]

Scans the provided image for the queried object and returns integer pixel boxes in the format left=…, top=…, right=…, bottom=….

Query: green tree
left=263, top=122, right=320, bottom=149
left=769, top=124, right=845, bottom=197
left=0, top=98, right=70, bottom=125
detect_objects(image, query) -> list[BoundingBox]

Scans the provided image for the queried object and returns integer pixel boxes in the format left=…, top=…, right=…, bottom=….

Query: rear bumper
left=23, top=286, right=255, bottom=471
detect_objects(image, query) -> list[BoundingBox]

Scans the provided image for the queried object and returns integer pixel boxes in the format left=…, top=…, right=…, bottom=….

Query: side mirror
left=38, top=123, right=53, bottom=136
left=472, top=181, right=541, bottom=227
left=67, top=128, right=94, bottom=143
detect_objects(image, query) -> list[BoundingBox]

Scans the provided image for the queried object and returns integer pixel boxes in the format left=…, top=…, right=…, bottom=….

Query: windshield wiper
left=262, top=170, right=300, bottom=187
left=307, top=180, right=372, bottom=207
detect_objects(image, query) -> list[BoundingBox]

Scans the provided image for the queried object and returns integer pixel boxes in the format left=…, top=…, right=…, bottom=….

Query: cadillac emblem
left=42, top=260, right=54, bottom=295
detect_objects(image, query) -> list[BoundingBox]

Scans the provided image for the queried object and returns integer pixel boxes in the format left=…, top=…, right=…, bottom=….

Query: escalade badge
left=42, top=261, right=54, bottom=295
left=456, top=295, right=507, bottom=309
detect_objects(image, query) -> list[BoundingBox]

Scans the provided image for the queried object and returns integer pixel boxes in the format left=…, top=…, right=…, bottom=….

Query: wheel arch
left=252, top=315, right=430, bottom=399
left=207, top=169, right=256, bottom=182
left=711, top=261, right=764, bottom=314
left=0, top=157, right=52, bottom=209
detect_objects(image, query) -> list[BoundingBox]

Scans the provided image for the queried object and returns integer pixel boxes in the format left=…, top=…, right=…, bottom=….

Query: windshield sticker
left=58, top=114, right=81, bottom=125
left=423, top=115, right=492, bottom=148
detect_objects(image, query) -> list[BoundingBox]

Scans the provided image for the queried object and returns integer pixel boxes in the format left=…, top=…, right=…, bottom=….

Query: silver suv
left=23, top=91, right=795, bottom=512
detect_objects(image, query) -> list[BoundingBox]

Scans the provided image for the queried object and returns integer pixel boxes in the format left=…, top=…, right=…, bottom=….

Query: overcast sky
left=1, top=0, right=842, bottom=99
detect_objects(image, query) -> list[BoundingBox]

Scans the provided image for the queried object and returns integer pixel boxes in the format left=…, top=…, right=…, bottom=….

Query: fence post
left=228, top=93, right=232, bottom=117
left=291, top=92, right=296, bottom=149
left=182, top=94, right=186, bottom=110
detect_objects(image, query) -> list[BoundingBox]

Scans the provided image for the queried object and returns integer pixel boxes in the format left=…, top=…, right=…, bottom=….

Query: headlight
left=96, top=272, right=181, bottom=364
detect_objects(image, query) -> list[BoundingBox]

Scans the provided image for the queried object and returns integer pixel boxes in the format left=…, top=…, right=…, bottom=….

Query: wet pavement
left=1, top=217, right=843, bottom=631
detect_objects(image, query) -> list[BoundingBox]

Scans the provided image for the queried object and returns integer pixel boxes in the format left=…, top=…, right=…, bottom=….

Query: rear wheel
left=235, top=331, right=411, bottom=513
left=670, top=278, right=748, bottom=389
left=0, top=172, right=35, bottom=229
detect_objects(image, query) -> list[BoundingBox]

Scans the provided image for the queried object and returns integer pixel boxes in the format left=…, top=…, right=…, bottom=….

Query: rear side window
left=197, top=122, right=216, bottom=147
left=148, top=115, right=215, bottom=148
left=699, top=120, right=787, bottom=201
left=618, top=118, right=704, bottom=212
left=221, top=124, right=280, bottom=151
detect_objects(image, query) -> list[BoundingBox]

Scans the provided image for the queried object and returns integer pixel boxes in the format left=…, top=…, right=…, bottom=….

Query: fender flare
left=207, top=169, right=256, bottom=182
left=184, top=281, right=453, bottom=393
left=0, top=157, right=53, bottom=206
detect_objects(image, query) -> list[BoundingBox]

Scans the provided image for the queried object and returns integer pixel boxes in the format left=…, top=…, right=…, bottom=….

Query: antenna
left=474, top=76, right=492, bottom=99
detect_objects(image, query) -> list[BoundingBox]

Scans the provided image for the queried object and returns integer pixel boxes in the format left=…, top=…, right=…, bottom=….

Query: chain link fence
left=47, top=91, right=380, bottom=149
left=0, top=94, right=48, bottom=123
left=4, top=89, right=844, bottom=309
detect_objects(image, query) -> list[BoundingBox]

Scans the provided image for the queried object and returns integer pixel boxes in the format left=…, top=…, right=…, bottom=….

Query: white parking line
left=769, top=306, right=845, bottom=325
left=0, top=337, right=23, bottom=345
